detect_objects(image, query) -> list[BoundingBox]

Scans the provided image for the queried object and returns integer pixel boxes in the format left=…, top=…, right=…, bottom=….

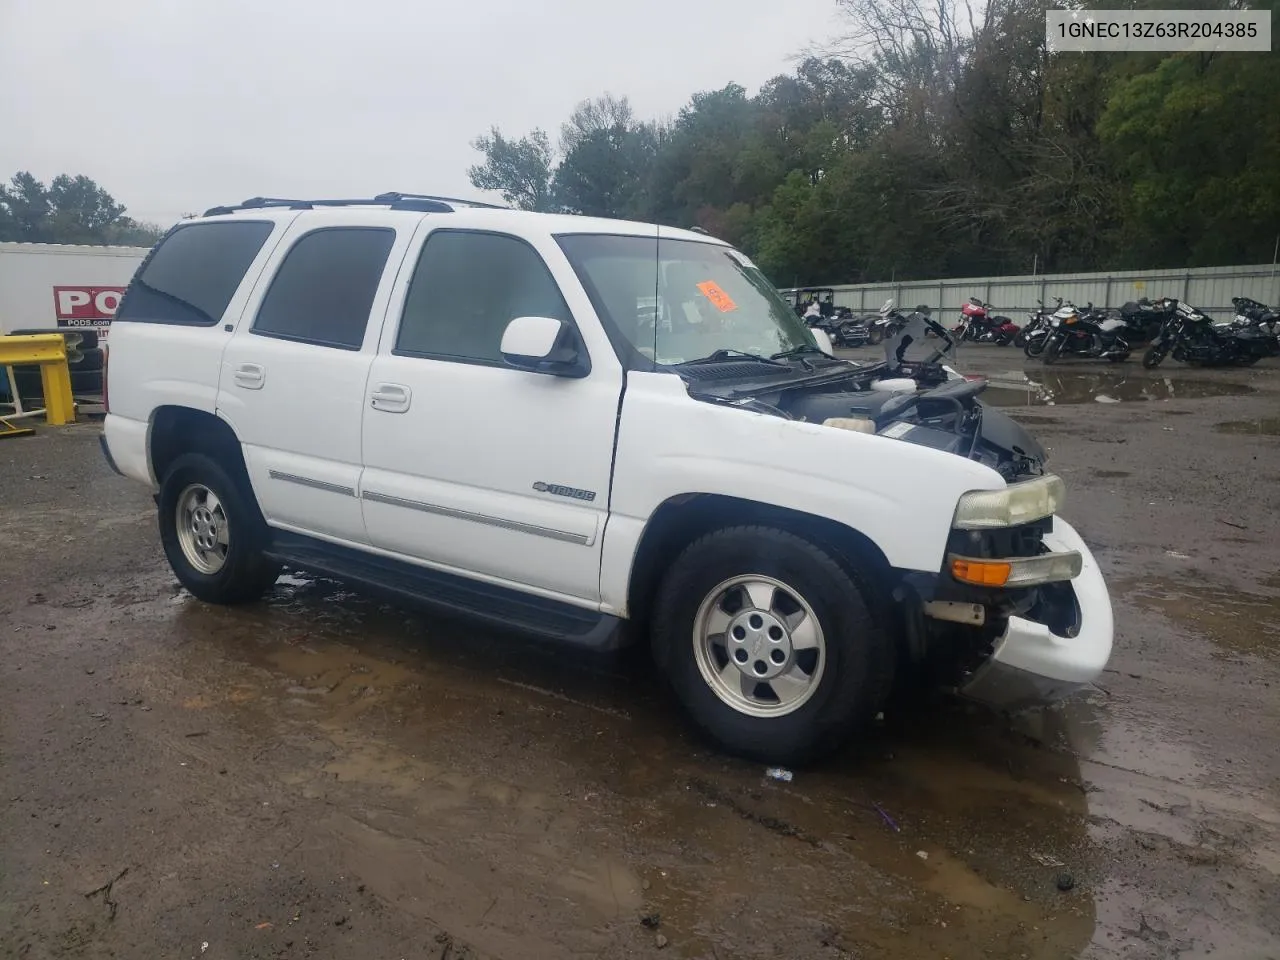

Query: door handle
left=370, top=383, right=411, bottom=413
left=233, top=362, right=265, bottom=389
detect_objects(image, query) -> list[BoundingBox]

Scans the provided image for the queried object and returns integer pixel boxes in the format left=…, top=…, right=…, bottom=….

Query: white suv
left=100, top=193, right=1113, bottom=762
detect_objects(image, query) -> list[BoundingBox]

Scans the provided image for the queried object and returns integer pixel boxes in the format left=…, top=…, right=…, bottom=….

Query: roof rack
left=201, top=192, right=506, bottom=217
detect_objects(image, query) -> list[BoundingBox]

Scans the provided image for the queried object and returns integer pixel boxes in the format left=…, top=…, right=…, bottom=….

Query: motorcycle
left=1142, top=297, right=1280, bottom=368
left=1015, top=298, right=1063, bottom=349
left=869, top=298, right=915, bottom=343
left=953, top=297, right=1020, bottom=345
left=1115, top=298, right=1166, bottom=345
left=828, top=307, right=876, bottom=348
left=1232, top=296, right=1280, bottom=336
left=1040, top=302, right=1131, bottom=364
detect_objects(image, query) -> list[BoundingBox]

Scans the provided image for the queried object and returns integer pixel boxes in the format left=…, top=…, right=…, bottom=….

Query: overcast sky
left=1, top=0, right=842, bottom=226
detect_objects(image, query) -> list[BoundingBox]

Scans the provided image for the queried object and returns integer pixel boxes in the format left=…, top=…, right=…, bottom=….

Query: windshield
left=556, top=233, right=816, bottom=367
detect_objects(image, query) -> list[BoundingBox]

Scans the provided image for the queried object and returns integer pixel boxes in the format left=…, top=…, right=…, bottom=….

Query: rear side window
left=396, top=230, right=572, bottom=364
left=115, top=221, right=273, bottom=326
left=252, top=228, right=395, bottom=350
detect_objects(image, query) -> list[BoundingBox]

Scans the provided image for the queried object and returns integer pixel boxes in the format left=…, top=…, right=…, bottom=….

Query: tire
left=158, top=452, right=281, bottom=605
left=1013, top=332, right=1027, bottom=348
left=867, top=326, right=883, bottom=345
left=71, top=347, right=104, bottom=371
left=1042, top=334, right=1063, bottom=365
left=1142, top=344, right=1168, bottom=369
left=1023, top=336, right=1046, bottom=358
left=650, top=525, right=893, bottom=764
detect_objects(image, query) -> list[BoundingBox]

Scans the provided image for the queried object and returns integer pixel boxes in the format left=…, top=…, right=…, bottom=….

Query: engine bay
left=687, top=362, right=1047, bottom=482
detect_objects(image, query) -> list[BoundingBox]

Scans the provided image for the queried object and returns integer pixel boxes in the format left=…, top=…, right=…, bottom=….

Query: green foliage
left=468, top=2, right=1280, bottom=284
left=467, top=128, right=557, bottom=212
left=0, top=172, right=162, bottom=246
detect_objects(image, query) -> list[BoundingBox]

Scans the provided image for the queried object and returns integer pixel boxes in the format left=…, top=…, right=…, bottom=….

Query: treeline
left=468, top=0, right=1280, bottom=286
left=0, top=172, right=163, bottom=247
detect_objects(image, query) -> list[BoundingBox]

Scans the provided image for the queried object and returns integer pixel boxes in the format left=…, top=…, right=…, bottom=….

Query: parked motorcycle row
left=789, top=289, right=1280, bottom=369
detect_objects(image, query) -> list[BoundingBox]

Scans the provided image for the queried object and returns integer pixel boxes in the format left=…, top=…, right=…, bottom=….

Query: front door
left=359, top=228, right=622, bottom=606
left=218, top=212, right=414, bottom=546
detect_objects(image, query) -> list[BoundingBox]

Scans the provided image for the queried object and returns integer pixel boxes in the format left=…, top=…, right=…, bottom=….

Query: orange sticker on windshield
left=696, top=280, right=738, bottom=313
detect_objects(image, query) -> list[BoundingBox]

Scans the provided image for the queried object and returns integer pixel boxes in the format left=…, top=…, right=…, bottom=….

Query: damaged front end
left=896, top=477, right=1112, bottom=710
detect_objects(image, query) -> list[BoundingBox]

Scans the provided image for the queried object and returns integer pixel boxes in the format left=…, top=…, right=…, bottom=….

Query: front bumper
left=959, top=516, right=1113, bottom=710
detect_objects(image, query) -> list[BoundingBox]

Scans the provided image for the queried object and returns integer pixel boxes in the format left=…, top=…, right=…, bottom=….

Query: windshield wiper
left=675, top=349, right=789, bottom=369
left=770, top=344, right=828, bottom=360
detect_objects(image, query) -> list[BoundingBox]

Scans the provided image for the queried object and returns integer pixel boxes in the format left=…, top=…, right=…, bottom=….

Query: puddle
left=132, top=574, right=1105, bottom=960
left=1215, top=417, right=1280, bottom=436
left=1120, top=576, right=1280, bottom=658
left=979, top=371, right=1254, bottom=407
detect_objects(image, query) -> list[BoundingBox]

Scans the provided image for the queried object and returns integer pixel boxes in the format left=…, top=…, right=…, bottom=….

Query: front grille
left=946, top=517, right=1051, bottom=561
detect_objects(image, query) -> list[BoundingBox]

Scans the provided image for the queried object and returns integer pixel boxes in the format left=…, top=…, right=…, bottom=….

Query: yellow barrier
left=0, top=334, right=77, bottom=426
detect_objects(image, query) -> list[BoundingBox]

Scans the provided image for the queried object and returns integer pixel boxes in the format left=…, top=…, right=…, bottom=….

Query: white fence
left=828, top=263, right=1280, bottom=319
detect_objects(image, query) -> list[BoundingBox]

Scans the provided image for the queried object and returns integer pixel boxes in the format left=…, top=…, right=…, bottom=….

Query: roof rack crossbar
left=373, top=192, right=507, bottom=210
left=202, top=193, right=506, bottom=217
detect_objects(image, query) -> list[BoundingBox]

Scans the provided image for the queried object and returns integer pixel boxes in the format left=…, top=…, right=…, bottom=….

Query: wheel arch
left=626, top=493, right=897, bottom=629
left=149, top=405, right=248, bottom=487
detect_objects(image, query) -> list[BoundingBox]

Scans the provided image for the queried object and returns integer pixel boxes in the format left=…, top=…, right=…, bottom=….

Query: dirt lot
left=2, top=347, right=1278, bottom=960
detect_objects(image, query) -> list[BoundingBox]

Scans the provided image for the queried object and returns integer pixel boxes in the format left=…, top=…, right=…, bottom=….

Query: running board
left=265, top=531, right=628, bottom=651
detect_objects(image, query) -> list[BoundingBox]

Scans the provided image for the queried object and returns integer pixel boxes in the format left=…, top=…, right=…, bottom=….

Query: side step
left=265, top=531, right=628, bottom=650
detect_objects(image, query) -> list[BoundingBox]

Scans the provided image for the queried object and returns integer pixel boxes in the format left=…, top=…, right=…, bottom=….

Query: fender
left=599, top=372, right=1005, bottom=613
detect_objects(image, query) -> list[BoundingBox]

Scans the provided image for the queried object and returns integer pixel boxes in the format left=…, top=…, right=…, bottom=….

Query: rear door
left=217, top=211, right=416, bottom=546
left=359, top=227, right=623, bottom=604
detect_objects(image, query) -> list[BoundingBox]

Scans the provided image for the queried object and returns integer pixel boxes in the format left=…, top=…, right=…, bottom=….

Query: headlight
left=953, top=474, right=1066, bottom=529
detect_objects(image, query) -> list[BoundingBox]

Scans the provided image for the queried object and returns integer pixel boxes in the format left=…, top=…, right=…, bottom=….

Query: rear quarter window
left=115, top=220, right=274, bottom=326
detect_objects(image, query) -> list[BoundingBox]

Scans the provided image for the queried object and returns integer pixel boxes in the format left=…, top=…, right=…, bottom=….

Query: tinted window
left=253, top=228, right=395, bottom=350
left=396, top=231, right=571, bottom=363
left=116, top=221, right=273, bottom=326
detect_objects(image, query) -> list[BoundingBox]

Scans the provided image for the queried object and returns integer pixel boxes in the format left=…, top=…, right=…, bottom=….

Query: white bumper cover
left=960, top=516, right=1113, bottom=709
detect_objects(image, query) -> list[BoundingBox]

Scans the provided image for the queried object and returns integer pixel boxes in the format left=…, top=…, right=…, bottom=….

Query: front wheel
left=1042, top=334, right=1064, bottom=365
left=1142, top=343, right=1169, bottom=369
left=1013, top=332, right=1027, bottom=348
left=158, top=452, right=282, bottom=604
left=650, top=526, right=892, bottom=764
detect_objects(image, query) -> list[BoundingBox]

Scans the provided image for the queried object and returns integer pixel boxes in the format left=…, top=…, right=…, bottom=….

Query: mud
left=3, top=348, right=1280, bottom=959
left=1215, top=417, right=1280, bottom=436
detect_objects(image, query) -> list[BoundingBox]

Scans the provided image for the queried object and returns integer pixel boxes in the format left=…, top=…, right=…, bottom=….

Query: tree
left=0, top=171, right=162, bottom=246
left=466, top=0, right=1280, bottom=284
left=553, top=124, right=658, bottom=219
left=467, top=128, right=557, bottom=211
left=559, top=94, right=636, bottom=154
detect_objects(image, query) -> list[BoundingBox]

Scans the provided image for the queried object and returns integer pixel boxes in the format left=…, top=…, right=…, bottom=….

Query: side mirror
left=500, top=316, right=589, bottom=378
left=810, top=328, right=834, bottom=354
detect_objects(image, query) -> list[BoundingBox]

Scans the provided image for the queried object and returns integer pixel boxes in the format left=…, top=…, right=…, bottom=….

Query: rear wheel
left=650, top=526, right=892, bottom=764
left=158, top=452, right=281, bottom=604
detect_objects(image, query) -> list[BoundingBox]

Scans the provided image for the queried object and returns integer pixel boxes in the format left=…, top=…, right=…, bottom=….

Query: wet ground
left=2, top=346, right=1278, bottom=960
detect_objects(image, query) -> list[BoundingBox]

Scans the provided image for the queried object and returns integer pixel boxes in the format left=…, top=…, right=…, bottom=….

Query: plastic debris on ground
left=1031, top=852, right=1066, bottom=868
left=765, top=767, right=793, bottom=783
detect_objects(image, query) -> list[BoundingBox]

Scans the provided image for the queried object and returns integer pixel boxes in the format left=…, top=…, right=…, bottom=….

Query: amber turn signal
left=950, top=558, right=1012, bottom=586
